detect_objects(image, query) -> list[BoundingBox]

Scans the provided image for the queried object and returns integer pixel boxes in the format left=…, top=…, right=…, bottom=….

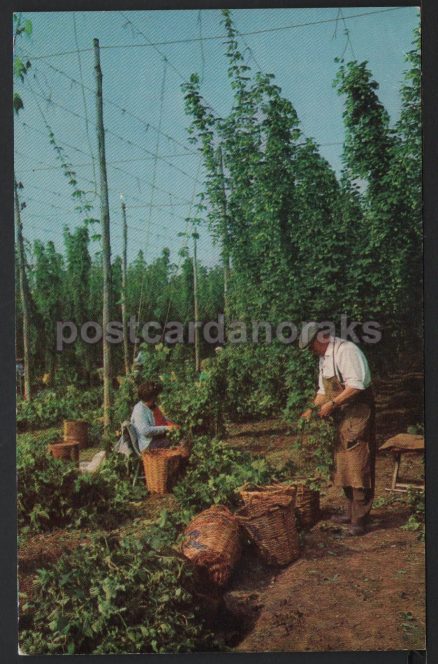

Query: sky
left=14, top=6, right=420, bottom=268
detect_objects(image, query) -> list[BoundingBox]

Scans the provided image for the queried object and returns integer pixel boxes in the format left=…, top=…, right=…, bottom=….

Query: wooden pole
left=192, top=231, right=201, bottom=373
left=217, top=146, right=231, bottom=318
left=14, top=178, right=31, bottom=401
left=120, top=194, right=129, bottom=375
left=93, top=37, right=112, bottom=432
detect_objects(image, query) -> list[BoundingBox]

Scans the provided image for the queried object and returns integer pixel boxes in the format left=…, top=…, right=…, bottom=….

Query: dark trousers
left=343, top=487, right=374, bottom=526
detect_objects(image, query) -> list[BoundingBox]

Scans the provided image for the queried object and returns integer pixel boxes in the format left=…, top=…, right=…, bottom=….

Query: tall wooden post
left=192, top=231, right=201, bottom=373
left=217, top=146, right=231, bottom=318
left=120, top=194, right=129, bottom=375
left=14, top=178, right=31, bottom=401
left=94, top=37, right=112, bottom=432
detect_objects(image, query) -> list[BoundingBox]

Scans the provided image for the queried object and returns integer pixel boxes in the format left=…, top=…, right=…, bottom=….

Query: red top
left=152, top=406, right=174, bottom=427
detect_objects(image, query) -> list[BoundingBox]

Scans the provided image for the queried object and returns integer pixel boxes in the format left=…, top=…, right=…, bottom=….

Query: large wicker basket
left=142, top=444, right=189, bottom=494
left=48, top=441, right=80, bottom=466
left=64, top=419, right=89, bottom=450
left=236, top=494, right=300, bottom=567
left=238, top=482, right=297, bottom=506
left=293, top=481, right=320, bottom=529
left=182, top=505, right=241, bottom=587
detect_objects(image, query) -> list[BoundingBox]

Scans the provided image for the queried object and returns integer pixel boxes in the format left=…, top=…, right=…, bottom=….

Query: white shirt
left=317, top=337, right=371, bottom=395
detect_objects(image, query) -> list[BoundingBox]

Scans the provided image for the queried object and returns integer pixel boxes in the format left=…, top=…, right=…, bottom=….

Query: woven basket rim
left=63, top=419, right=89, bottom=425
left=236, top=494, right=294, bottom=520
left=238, top=480, right=296, bottom=491
left=49, top=441, right=80, bottom=448
left=142, top=445, right=187, bottom=458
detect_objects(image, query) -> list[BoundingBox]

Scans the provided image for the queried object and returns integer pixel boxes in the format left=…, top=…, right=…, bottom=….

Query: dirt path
left=222, top=371, right=425, bottom=652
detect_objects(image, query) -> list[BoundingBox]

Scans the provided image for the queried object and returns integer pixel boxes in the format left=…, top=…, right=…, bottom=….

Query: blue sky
left=14, top=7, right=420, bottom=267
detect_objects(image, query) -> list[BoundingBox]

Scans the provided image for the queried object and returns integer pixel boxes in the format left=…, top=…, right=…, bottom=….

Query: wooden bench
left=379, top=434, right=424, bottom=493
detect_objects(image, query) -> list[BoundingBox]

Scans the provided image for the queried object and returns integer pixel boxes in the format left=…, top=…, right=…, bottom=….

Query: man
left=299, top=322, right=376, bottom=536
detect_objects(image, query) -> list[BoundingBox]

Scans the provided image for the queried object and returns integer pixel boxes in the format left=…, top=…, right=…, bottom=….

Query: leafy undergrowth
left=18, top=415, right=424, bottom=654
left=17, top=435, right=142, bottom=533
left=18, top=431, right=295, bottom=654
left=402, top=487, right=425, bottom=540
left=142, top=435, right=297, bottom=551
left=19, top=534, right=221, bottom=655
left=17, top=385, right=103, bottom=437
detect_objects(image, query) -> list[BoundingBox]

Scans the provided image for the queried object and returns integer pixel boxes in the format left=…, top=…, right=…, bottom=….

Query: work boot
left=330, top=514, right=350, bottom=524
left=347, top=525, right=366, bottom=536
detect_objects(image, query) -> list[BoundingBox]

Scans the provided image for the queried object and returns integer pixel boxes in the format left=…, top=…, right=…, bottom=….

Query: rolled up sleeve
left=337, top=344, right=367, bottom=390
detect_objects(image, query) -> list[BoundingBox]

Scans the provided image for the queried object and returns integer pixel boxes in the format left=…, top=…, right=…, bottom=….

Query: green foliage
left=182, top=10, right=360, bottom=326
left=31, top=240, right=64, bottom=375
left=17, top=427, right=62, bottom=448
left=292, top=413, right=336, bottom=480
left=126, top=343, right=225, bottom=437
left=333, top=60, right=394, bottom=191
left=161, top=364, right=225, bottom=437
left=46, top=129, right=98, bottom=225
left=16, top=385, right=103, bottom=430
left=17, top=438, right=135, bottom=533
left=112, top=374, right=138, bottom=425
left=13, top=14, right=32, bottom=114
left=334, top=30, right=422, bottom=353
left=13, top=91, right=24, bottom=114
left=219, top=343, right=316, bottom=421
left=407, top=423, right=424, bottom=435
left=402, top=488, right=424, bottom=540
left=172, top=435, right=295, bottom=514
left=20, top=534, right=219, bottom=654
left=114, top=339, right=317, bottom=436
left=143, top=433, right=296, bottom=554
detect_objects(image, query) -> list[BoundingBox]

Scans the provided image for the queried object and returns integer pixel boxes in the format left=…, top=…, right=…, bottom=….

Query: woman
left=131, top=381, right=178, bottom=452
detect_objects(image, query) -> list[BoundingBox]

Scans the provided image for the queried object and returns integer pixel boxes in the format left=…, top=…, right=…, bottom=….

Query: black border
left=2, top=1, right=435, bottom=663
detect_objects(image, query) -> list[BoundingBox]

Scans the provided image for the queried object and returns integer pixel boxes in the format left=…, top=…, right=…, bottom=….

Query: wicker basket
left=64, top=419, right=89, bottom=450
left=293, top=481, right=320, bottom=529
left=238, top=482, right=297, bottom=506
left=142, top=444, right=188, bottom=494
left=182, top=505, right=241, bottom=587
left=236, top=494, right=300, bottom=567
left=48, top=441, right=80, bottom=466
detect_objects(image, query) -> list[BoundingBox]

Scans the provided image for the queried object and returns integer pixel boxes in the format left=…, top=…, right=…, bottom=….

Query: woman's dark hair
left=138, top=380, right=163, bottom=403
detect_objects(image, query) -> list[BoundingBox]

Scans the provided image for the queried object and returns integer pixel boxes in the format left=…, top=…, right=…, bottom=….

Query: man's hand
left=300, top=408, right=313, bottom=421
left=319, top=400, right=335, bottom=418
left=168, top=423, right=180, bottom=430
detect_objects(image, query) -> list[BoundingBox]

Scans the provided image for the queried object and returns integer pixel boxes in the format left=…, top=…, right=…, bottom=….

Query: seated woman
left=131, top=381, right=178, bottom=452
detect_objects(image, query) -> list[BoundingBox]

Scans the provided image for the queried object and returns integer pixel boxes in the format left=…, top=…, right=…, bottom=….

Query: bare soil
left=221, top=370, right=425, bottom=652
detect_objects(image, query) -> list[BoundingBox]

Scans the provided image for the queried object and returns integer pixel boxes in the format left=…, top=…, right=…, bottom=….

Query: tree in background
left=16, top=11, right=422, bottom=420
left=334, top=27, right=422, bottom=357
left=14, top=14, right=33, bottom=399
left=183, top=10, right=362, bottom=328
left=32, top=241, right=64, bottom=379
left=63, top=227, right=93, bottom=380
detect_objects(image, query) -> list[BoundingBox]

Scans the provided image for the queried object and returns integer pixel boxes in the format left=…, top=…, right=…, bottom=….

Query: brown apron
left=321, top=341, right=376, bottom=490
